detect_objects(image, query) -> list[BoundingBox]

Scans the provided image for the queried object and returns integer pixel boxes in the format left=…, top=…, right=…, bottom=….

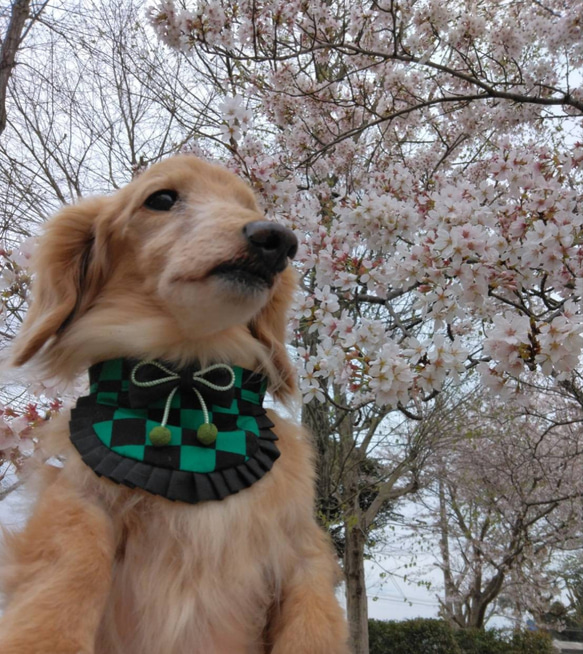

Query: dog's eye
left=144, top=190, right=178, bottom=211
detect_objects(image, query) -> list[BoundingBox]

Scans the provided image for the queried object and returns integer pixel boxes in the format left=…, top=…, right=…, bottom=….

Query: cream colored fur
left=0, top=156, right=350, bottom=654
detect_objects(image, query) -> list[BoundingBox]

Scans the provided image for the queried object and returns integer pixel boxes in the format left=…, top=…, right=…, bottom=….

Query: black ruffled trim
left=69, top=407, right=280, bottom=504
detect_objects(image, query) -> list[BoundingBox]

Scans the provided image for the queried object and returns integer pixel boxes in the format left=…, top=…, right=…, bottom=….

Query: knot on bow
left=129, top=360, right=236, bottom=446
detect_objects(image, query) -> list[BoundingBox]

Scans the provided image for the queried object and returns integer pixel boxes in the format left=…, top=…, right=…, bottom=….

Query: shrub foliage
left=369, top=619, right=558, bottom=654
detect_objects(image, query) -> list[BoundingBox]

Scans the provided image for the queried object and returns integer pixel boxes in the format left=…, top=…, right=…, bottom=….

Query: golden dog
left=0, top=156, right=349, bottom=654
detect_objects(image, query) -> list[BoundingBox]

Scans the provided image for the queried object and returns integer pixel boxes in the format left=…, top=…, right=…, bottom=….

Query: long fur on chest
left=24, top=411, right=314, bottom=654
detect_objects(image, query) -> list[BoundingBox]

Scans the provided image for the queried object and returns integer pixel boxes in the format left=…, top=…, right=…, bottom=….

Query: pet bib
left=70, top=358, right=280, bottom=504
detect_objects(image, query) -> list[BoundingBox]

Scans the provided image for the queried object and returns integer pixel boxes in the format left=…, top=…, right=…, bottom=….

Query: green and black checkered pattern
left=70, top=358, right=280, bottom=504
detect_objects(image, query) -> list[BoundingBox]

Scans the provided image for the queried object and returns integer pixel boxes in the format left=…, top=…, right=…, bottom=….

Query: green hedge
left=454, top=627, right=556, bottom=654
left=369, top=618, right=461, bottom=654
left=369, top=619, right=557, bottom=654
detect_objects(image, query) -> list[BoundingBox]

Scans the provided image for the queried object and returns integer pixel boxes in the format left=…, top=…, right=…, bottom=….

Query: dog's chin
left=210, top=269, right=272, bottom=296
left=208, top=261, right=276, bottom=294
left=162, top=273, right=270, bottom=337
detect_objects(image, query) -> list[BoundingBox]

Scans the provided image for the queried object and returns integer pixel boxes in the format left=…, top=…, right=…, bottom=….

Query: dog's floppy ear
left=250, top=267, right=297, bottom=400
left=12, top=197, right=110, bottom=366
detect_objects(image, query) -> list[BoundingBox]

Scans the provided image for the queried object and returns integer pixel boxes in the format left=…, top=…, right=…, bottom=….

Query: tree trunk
left=344, top=520, right=368, bottom=654
left=466, top=571, right=505, bottom=629
left=437, top=478, right=465, bottom=627
left=0, top=0, right=31, bottom=136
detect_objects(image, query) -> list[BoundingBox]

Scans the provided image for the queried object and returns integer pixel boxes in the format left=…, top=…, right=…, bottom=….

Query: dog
left=0, top=155, right=350, bottom=654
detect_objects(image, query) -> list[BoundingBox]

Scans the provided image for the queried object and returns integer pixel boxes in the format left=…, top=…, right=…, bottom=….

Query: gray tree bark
left=0, top=0, right=31, bottom=136
left=344, top=518, right=368, bottom=654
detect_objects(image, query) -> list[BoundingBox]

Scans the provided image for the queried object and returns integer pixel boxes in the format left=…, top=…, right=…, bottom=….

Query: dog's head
left=11, top=155, right=298, bottom=399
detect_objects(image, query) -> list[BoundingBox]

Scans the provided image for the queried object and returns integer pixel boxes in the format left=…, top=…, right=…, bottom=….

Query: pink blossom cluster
left=0, top=404, right=37, bottom=455
left=0, top=237, right=72, bottom=462
left=283, top=142, right=583, bottom=405
left=0, top=402, right=47, bottom=484
left=0, top=236, right=36, bottom=340
left=218, top=95, right=253, bottom=143
left=0, top=397, right=65, bottom=490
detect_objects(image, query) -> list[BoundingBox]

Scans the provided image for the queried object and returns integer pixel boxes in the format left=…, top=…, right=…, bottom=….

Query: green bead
left=149, top=425, right=172, bottom=446
left=197, top=423, right=218, bottom=445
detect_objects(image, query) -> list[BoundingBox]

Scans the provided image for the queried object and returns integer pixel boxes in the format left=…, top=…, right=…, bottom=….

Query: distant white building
left=554, top=641, right=583, bottom=653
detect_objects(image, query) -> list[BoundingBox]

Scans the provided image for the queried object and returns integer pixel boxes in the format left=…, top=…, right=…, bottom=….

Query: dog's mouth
left=208, top=258, right=276, bottom=291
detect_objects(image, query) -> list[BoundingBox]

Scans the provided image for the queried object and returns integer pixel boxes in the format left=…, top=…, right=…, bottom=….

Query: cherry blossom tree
left=409, top=386, right=583, bottom=629
left=149, top=0, right=583, bottom=407
left=149, top=1, right=583, bottom=650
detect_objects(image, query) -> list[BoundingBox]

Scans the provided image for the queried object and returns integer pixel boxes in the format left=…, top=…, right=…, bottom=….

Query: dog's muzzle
left=243, top=221, right=298, bottom=273
left=209, top=222, right=297, bottom=291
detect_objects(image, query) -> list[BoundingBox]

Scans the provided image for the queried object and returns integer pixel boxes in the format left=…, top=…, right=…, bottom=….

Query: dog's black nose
left=243, top=221, right=298, bottom=272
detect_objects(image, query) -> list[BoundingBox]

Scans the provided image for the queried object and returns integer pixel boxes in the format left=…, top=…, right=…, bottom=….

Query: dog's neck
left=69, top=358, right=280, bottom=504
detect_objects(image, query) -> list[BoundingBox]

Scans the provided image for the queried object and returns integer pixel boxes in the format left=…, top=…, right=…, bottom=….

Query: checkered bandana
left=69, top=358, right=280, bottom=504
